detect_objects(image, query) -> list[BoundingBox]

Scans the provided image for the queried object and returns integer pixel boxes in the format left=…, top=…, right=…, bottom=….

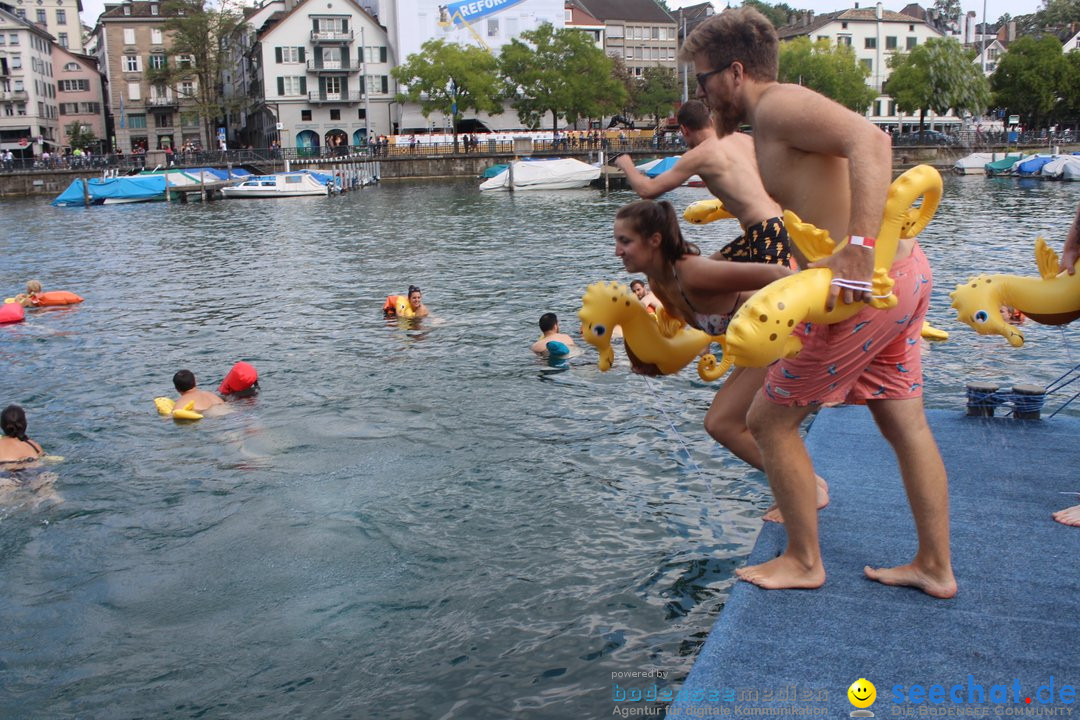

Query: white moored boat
left=221, top=171, right=333, bottom=198
left=479, top=158, right=600, bottom=191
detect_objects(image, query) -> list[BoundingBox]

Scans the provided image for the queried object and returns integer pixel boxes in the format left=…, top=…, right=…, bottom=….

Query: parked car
left=893, top=130, right=960, bottom=146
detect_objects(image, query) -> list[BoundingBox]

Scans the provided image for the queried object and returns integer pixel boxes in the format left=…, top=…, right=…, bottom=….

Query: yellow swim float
left=154, top=397, right=203, bottom=421
left=698, top=164, right=943, bottom=380
left=949, top=238, right=1080, bottom=347
left=578, top=281, right=724, bottom=378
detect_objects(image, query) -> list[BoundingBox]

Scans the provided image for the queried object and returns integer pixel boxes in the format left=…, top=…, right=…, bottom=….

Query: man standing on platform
left=682, top=7, right=957, bottom=597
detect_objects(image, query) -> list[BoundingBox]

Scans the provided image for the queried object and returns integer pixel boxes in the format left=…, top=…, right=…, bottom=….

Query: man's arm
left=680, top=256, right=792, bottom=293
left=1061, top=202, right=1080, bottom=275
left=615, top=153, right=700, bottom=200
left=756, top=86, right=892, bottom=307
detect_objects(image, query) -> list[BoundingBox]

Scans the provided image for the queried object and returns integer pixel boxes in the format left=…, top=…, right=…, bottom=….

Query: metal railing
left=310, top=30, right=353, bottom=43
left=307, top=91, right=364, bottom=103
left=306, top=60, right=360, bottom=72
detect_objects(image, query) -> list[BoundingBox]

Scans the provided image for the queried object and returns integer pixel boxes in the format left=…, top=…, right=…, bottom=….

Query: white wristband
left=848, top=235, right=876, bottom=249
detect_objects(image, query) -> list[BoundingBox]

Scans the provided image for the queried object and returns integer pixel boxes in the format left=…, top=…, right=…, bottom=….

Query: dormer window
left=841, top=21, right=848, bottom=28
left=123, top=5, right=131, bottom=15
left=151, top=4, right=158, bottom=14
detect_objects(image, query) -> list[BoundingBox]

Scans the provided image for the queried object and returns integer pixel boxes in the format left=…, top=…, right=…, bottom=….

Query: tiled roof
left=572, top=0, right=675, bottom=24
left=100, top=1, right=178, bottom=19
left=778, top=7, right=927, bottom=38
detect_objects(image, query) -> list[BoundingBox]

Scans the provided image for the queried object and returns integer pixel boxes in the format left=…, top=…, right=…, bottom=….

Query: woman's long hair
left=615, top=200, right=700, bottom=266
left=1, top=405, right=29, bottom=442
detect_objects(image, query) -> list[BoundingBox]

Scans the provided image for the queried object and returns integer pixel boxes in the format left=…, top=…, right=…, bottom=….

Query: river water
left=1, top=174, right=1077, bottom=719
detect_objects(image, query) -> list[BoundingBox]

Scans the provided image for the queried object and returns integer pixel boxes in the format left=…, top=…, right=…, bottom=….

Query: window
left=365, top=75, right=388, bottom=94
left=10, top=33, right=19, bottom=45
left=181, top=112, right=199, bottom=127
left=841, top=21, right=848, bottom=28
left=317, top=17, right=345, bottom=33
left=150, top=54, right=166, bottom=69
left=56, top=9, right=66, bottom=24
left=278, top=76, right=305, bottom=95
left=60, top=102, right=78, bottom=114
left=123, top=55, right=142, bottom=72
left=14, top=79, right=23, bottom=91
left=0, top=35, right=4, bottom=45
left=324, top=76, right=341, bottom=95
left=123, top=28, right=136, bottom=44
left=58, top=33, right=68, bottom=48
left=864, top=37, right=876, bottom=49
left=16, top=103, right=26, bottom=115
left=608, top=25, right=623, bottom=38
left=59, top=79, right=89, bottom=91
left=15, top=8, right=24, bottom=18
left=908, top=24, right=914, bottom=31
left=151, top=29, right=163, bottom=44
left=11, top=55, right=22, bottom=69
left=36, top=9, right=47, bottom=23
left=329, top=108, right=340, bottom=120
left=277, top=46, right=301, bottom=63
left=301, top=109, right=312, bottom=121
left=63, top=62, right=79, bottom=71
left=151, top=3, right=159, bottom=14
left=127, top=80, right=141, bottom=100
left=357, top=108, right=365, bottom=119
left=837, top=35, right=852, bottom=46
left=155, top=112, right=172, bottom=127
left=987, top=47, right=999, bottom=60
left=180, top=79, right=195, bottom=97
left=128, top=113, right=147, bottom=128
left=487, top=18, right=498, bottom=36
left=906, top=36, right=917, bottom=50
left=364, top=46, right=387, bottom=63
left=123, top=5, right=130, bottom=15
left=860, top=58, right=872, bottom=72
left=177, top=55, right=194, bottom=69
left=80, top=102, right=100, bottom=113
left=885, top=36, right=898, bottom=50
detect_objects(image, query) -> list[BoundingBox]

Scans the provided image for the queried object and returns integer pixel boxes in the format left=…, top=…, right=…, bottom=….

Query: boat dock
left=664, top=405, right=1079, bottom=718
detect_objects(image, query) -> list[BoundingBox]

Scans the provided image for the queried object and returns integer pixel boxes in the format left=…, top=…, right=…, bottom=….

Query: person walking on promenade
left=683, top=7, right=956, bottom=598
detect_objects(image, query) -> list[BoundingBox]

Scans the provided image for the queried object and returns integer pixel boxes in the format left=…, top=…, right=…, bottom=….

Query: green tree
left=159, top=0, right=243, bottom=149
left=933, top=0, right=962, bottom=24
left=499, top=23, right=626, bottom=131
left=392, top=38, right=503, bottom=150
left=886, top=37, right=990, bottom=131
left=778, top=36, right=877, bottom=112
left=743, top=0, right=805, bottom=28
left=1039, top=0, right=1080, bottom=26
left=1058, top=50, right=1080, bottom=128
left=990, top=35, right=1068, bottom=128
left=65, top=121, right=97, bottom=150
left=633, top=66, right=680, bottom=128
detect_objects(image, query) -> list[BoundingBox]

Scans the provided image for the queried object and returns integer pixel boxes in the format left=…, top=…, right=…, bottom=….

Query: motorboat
left=221, top=171, right=334, bottom=198
left=953, top=153, right=995, bottom=175
left=479, top=158, right=600, bottom=191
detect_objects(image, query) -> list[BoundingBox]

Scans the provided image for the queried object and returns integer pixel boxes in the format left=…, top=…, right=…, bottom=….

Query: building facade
left=0, top=6, right=58, bottom=158
left=229, top=0, right=394, bottom=151
left=53, top=42, right=106, bottom=150
left=93, top=0, right=210, bottom=153
left=1, top=0, right=83, bottom=52
left=570, top=0, right=677, bottom=78
left=778, top=4, right=950, bottom=129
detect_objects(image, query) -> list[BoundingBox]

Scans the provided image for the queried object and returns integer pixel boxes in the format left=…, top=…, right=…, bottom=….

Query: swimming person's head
left=407, top=285, right=422, bottom=310
left=629, top=279, right=646, bottom=299
left=26, top=279, right=41, bottom=295
left=1, top=405, right=29, bottom=441
left=615, top=200, right=700, bottom=271
left=539, top=312, right=558, bottom=334
left=173, top=369, right=196, bottom=393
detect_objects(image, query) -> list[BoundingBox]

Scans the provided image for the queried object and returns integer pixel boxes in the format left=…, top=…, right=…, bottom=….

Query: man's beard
left=710, top=97, right=744, bottom=137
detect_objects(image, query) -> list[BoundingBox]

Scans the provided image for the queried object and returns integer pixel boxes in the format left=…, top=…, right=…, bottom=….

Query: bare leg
left=1052, top=504, right=1080, bottom=527
left=862, top=397, right=957, bottom=599
left=736, top=394, right=825, bottom=589
left=703, top=368, right=828, bottom=521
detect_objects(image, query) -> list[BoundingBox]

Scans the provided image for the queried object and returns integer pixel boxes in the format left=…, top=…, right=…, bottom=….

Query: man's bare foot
left=763, top=475, right=829, bottom=523
left=736, top=554, right=825, bottom=590
left=1052, top=504, right=1080, bottom=527
left=864, top=562, right=957, bottom=599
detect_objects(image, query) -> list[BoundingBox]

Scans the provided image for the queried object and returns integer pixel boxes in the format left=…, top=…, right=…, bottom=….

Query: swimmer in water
left=405, top=285, right=430, bottom=318
left=531, top=312, right=577, bottom=354
left=173, top=369, right=227, bottom=414
left=0, top=405, right=44, bottom=466
left=12, top=280, right=42, bottom=307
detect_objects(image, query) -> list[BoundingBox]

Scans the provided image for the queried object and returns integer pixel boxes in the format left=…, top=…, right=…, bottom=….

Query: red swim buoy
left=383, top=295, right=401, bottom=317
left=219, top=361, right=258, bottom=395
left=0, top=303, right=25, bottom=324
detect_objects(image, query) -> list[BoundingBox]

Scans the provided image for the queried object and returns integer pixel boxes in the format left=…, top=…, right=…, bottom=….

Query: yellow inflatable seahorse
left=697, top=164, right=944, bottom=381
left=948, top=238, right=1080, bottom=347
left=578, top=280, right=724, bottom=377
left=684, top=198, right=735, bottom=225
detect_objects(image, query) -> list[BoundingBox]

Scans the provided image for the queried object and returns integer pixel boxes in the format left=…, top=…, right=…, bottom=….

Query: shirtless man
left=1052, top=202, right=1079, bottom=527
left=683, top=7, right=955, bottom=597
left=614, top=99, right=790, bottom=267
left=629, top=279, right=663, bottom=314
left=530, top=313, right=576, bottom=354
left=173, top=369, right=226, bottom=414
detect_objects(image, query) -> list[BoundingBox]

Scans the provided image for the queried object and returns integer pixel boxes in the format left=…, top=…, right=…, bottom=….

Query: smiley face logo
left=848, top=678, right=877, bottom=709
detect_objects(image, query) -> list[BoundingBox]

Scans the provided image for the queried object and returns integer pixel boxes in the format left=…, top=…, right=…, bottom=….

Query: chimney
left=854, top=2, right=859, bottom=8
left=1008, top=20, right=1016, bottom=42
left=876, top=2, right=883, bottom=19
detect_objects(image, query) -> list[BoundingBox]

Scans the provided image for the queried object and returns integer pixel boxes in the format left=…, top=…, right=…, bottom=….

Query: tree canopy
left=777, top=36, right=877, bottom=112
left=499, top=23, right=626, bottom=131
left=742, top=0, right=806, bottom=28
left=159, top=0, right=244, bottom=147
left=990, top=35, right=1068, bottom=128
left=392, top=38, right=503, bottom=146
left=886, top=37, right=990, bottom=130
left=65, top=121, right=97, bottom=150
left=633, top=66, right=680, bottom=129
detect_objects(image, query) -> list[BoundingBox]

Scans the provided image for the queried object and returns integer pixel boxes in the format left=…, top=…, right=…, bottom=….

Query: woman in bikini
left=613, top=200, right=828, bottom=520
left=0, top=405, right=44, bottom=467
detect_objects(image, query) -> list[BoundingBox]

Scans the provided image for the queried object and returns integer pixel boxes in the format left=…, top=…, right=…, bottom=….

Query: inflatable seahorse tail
left=684, top=198, right=734, bottom=225
left=698, top=353, right=732, bottom=382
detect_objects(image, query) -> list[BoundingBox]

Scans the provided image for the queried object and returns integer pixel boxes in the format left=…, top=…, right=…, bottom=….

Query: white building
left=0, top=6, right=59, bottom=159
left=231, top=0, right=394, bottom=151
left=778, top=3, right=953, bottom=129
left=2, top=0, right=83, bottom=52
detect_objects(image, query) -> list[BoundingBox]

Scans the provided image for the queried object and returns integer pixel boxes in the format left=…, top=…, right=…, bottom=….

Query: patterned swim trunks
left=716, top=216, right=791, bottom=266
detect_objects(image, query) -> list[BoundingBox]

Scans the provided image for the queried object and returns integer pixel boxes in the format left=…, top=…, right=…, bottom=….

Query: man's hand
left=609, top=152, right=628, bottom=168
left=1060, top=237, right=1079, bottom=276
left=808, top=241, right=876, bottom=310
